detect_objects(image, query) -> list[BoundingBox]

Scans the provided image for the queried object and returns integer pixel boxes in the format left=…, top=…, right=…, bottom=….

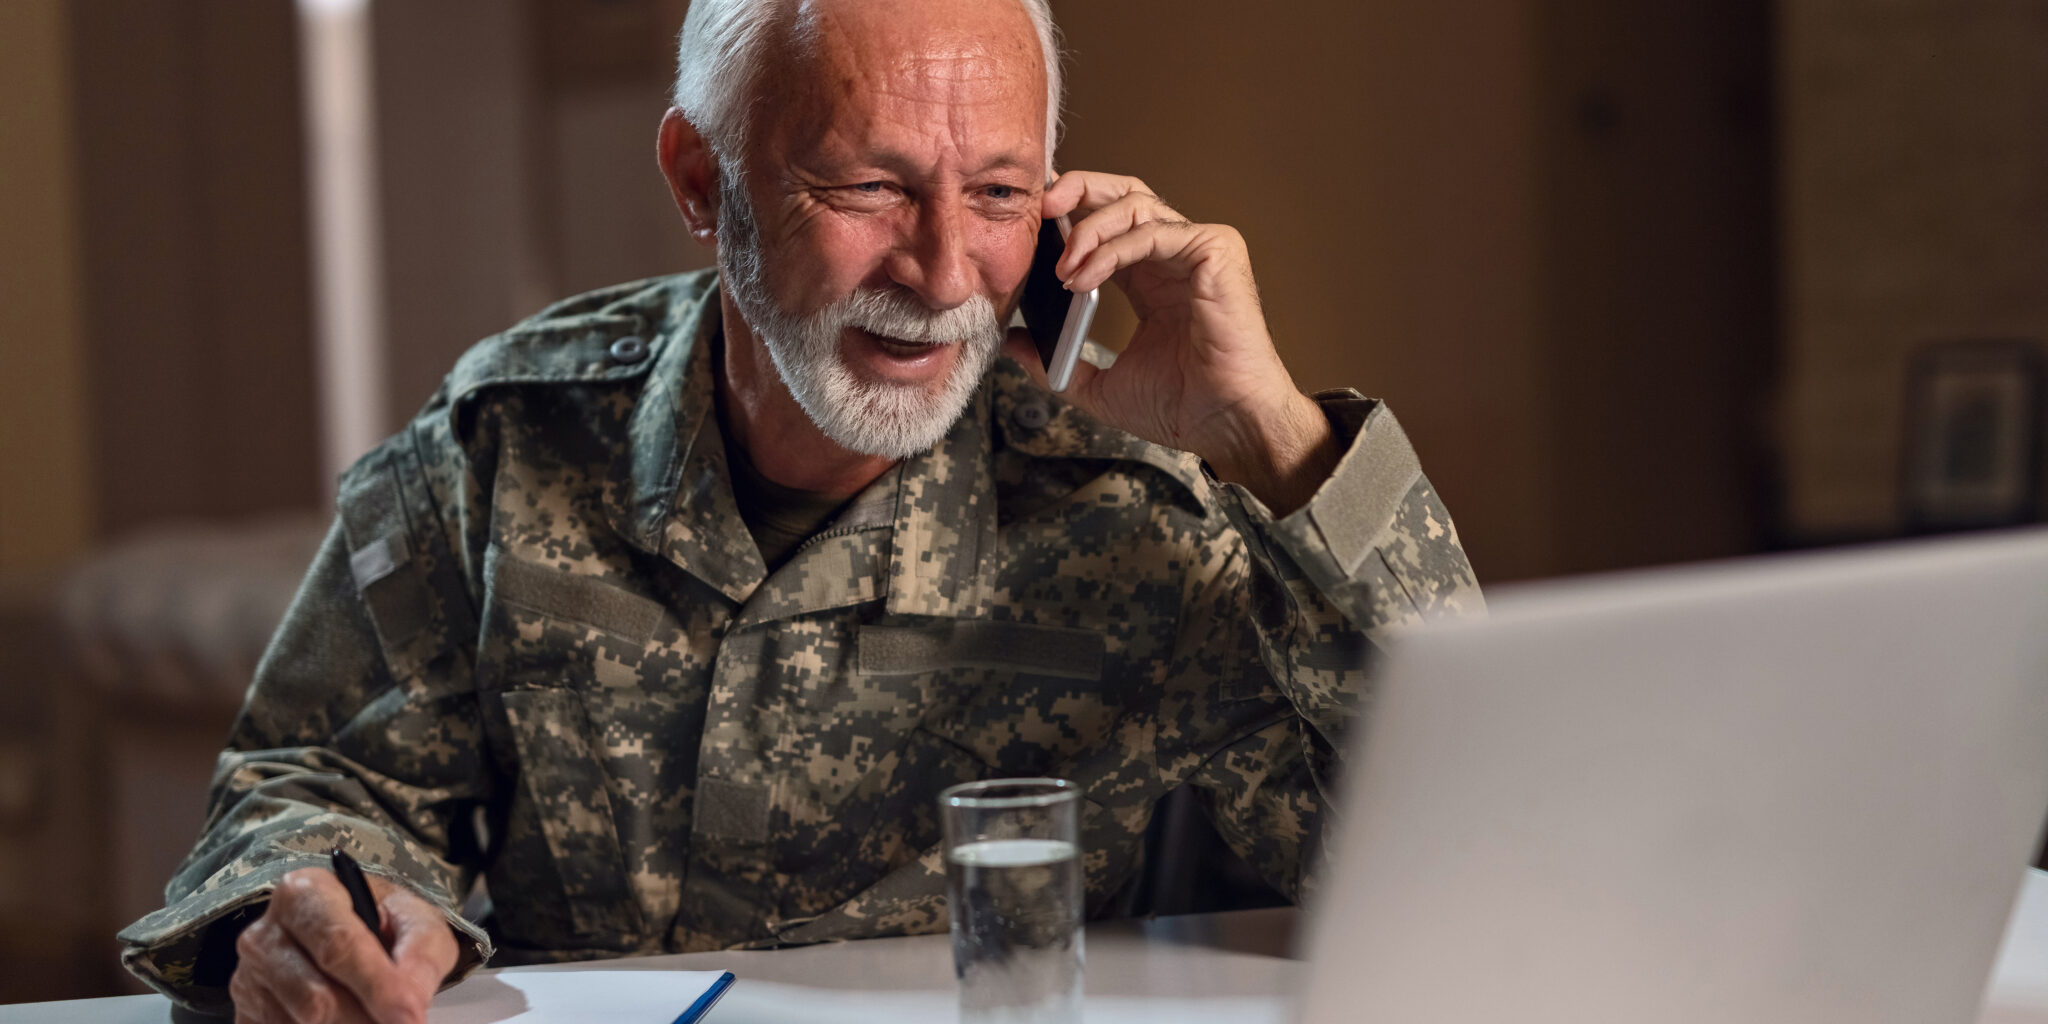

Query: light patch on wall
left=299, top=0, right=388, bottom=485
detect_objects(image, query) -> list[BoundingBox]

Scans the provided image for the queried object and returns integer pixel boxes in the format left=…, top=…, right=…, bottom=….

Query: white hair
left=673, top=0, right=1064, bottom=170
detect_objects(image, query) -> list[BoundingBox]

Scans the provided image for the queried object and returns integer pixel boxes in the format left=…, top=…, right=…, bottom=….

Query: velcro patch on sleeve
left=348, top=532, right=409, bottom=592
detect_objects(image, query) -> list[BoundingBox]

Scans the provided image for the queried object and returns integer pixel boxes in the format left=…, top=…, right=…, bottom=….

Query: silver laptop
left=1303, top=529, right=2048, bottom=1024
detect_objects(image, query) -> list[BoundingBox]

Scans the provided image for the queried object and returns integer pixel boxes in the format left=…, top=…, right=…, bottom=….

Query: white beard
left=716, top=170, right=1003, bottom=460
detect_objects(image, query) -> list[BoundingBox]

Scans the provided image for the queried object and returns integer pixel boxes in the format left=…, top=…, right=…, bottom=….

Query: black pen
left=330, top=846, right=392, bottom=957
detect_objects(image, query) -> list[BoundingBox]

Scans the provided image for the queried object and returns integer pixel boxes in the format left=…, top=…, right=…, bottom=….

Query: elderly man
left=120, top=0, right=1479, bottom=1019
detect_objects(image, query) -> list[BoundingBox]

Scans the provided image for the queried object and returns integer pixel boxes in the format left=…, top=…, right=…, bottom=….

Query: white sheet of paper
left=703, top=984, right=1287, bottom=1024
left=426, top=970, right=1287, bottom=1024
left=429, top=970, right=731, bottom=1024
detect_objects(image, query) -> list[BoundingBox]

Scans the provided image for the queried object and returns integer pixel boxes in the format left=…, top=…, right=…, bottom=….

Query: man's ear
left=658, top=108, right=721, bottom=245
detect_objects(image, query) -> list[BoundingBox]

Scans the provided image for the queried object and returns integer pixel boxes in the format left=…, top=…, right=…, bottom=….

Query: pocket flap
left=492, top=554, right=665, bottom=644
left=858, top=620, right=1103, bottom=680
left=499, top=689, right=644, bottom=941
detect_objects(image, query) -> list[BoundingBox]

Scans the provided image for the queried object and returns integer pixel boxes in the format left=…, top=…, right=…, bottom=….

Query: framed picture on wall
left=1902, top=339, right=2045, bottom=532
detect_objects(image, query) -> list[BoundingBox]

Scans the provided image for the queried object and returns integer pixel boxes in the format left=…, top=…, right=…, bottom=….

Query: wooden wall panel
left=1778, top=0, right=2048, bottom=539
left=66, top=0, right=321, bottom=534
left=370, top=2, right=549, bottom=426
left=1537, top=0, right=1776, bottom=572
left=0, top=0, right=93, bottom=571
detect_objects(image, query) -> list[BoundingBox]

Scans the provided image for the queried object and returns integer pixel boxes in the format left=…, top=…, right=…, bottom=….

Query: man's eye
left=986, top=185, right=1015, bottom=199
left=851, top=181, right=886, bottom=193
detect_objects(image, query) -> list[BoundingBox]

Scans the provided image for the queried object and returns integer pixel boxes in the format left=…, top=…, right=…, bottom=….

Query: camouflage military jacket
left=119, top=270, right=1481, bottom=1013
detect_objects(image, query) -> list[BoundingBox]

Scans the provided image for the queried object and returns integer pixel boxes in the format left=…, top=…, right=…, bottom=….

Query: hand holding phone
left=1034, top=169, right=1339, bottom=516
left=1018, top=216, right=1099, bottom=393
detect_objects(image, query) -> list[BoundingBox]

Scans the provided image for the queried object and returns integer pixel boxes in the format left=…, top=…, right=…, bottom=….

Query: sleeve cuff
left=119, top=855, right=494, bottom=1016
left=1211, top=392, right=1423, bottom=597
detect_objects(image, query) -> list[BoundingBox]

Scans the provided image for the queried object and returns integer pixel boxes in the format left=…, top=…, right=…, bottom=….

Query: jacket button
left=609, top=335, right=649, bottom=364
left=1013, top=400, right=1050, bottom=429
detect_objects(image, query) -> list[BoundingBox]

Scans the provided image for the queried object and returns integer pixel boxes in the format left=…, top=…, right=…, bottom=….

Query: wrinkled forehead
left=752, top=0, right=1048, bottom=165
left=791, top=0, right=1041, bottom=87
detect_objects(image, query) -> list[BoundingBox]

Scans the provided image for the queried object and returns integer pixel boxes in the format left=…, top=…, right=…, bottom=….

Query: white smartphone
left=1018, top=216, right=1099, bottom=393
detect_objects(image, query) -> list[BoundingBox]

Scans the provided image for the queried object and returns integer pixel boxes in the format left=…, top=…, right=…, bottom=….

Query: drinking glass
left=941, top=778, right=1084, bottom=1024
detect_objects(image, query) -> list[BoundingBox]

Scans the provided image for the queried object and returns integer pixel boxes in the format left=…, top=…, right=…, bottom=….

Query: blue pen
left=671, top=971, right=736, bottom=1024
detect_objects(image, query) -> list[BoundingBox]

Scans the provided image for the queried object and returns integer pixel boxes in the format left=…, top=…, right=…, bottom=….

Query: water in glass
left=946, top=837, right=1084, bottom=1024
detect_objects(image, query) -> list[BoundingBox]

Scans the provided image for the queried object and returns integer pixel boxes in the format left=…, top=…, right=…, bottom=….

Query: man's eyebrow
left=967, top=154, right=1041, bottom=177
left=835, top=149, right=1042, bottom=180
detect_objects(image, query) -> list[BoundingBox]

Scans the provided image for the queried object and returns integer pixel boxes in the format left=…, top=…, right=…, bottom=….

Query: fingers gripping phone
left=1018, top=216, right=1099, bottom=393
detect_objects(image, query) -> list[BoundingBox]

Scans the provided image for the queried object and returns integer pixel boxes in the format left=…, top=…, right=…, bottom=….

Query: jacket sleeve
left=116, top=434, right=496, bottom=1016
left=1181, top=392, right=1482, bottom=900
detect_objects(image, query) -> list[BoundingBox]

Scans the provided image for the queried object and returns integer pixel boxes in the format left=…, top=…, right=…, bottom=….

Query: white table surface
left=8, top=870, right=2044, bottom=1023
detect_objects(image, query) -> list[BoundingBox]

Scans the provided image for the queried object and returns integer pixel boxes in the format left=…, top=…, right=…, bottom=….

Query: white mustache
left=833, top=288, right=999, bottom=346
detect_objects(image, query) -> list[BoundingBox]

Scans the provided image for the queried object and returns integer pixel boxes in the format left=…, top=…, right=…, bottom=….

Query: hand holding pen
left=225, top=848, right=459, bottom=1024
left=329, top=848, right=389, bottom=958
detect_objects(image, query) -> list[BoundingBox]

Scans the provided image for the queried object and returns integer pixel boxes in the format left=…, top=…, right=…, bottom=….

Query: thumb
left=374, top=879, right=461, bottom=1001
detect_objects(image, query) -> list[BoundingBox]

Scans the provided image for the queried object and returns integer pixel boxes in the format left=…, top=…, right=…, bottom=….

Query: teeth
left=875, top=336, right=944, bottom=356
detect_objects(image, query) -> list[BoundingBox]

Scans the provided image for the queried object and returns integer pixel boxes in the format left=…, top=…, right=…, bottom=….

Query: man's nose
left=885, top=197, right=975, bottom=310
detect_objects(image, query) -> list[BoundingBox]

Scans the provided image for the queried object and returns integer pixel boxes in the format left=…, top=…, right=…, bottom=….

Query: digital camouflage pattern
left=118, top=270, right=1482, bottom=1014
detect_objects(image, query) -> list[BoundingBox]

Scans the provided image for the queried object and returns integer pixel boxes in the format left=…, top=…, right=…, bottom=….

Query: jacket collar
left=598, top=274, right=772, bottom=604
left=987, top=356, right=1211, bottom=516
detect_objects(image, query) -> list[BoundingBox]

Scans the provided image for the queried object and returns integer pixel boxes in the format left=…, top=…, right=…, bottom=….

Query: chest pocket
left=858, top=619, right=1109, bottom=774
left=482, top=553, right=669, bottom=948
left=497, top=688, right=645, bottom=943
left=481, top=553, right=676, bottom=692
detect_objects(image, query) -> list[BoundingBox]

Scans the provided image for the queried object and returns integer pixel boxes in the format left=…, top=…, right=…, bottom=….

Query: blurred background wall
left=1779, top=0, right=2048, bottom=541
left=1, top=0, right=2044, bottom=1001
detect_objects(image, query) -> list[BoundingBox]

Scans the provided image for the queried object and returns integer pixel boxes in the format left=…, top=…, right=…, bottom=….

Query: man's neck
left=716, top=289, right=898, bottom=500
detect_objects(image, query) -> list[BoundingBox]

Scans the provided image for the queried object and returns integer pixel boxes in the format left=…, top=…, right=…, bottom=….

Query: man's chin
left=812, top=395, right=967, bottom=461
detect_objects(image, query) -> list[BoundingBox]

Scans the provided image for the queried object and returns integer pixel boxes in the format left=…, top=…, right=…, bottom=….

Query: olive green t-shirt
left=726, top=441, right=855, bottom=571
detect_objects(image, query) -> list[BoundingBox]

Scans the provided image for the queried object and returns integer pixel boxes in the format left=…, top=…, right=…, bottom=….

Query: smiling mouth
left=864, top=332, right=952, bottom=358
